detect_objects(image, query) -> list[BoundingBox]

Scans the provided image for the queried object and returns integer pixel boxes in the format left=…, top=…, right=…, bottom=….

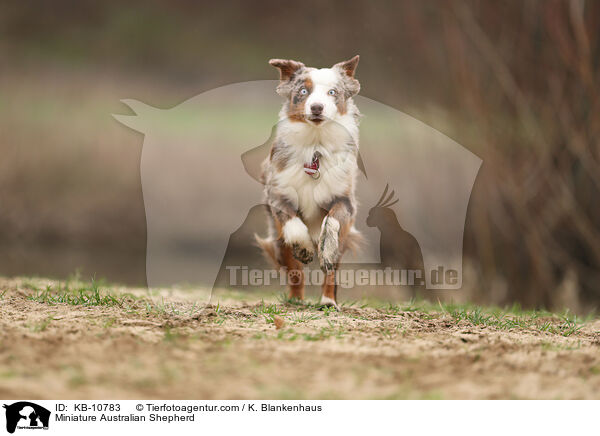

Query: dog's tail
left=343, top=226, right=364, bottom=255
left=254, top=234, right=280, bottom=268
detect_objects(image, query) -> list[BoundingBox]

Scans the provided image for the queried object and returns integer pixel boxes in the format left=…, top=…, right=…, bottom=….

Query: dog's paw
left=292, top=243, right=314, bottom=264
left=283, top=217, right=313, bottom=263
left=319, top=295, right=340, bottom=311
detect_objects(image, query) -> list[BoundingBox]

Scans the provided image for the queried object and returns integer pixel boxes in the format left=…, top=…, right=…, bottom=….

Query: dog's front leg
left=319, top=198, right=353, bottom=271
left=318, top=215, right=341, bottom=309
left=269, top=190, right=314, bottom=264
left=319, top=215, right=341, bottom=273
left=283, top=216, right=314, bottom=264
left=318, top=197, right=354, bottom=309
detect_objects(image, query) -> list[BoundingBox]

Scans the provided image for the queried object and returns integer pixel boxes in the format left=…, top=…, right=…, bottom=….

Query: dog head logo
left=3, top=402, right=50, bottom=434
left=113, top=78, right=481, bottom=293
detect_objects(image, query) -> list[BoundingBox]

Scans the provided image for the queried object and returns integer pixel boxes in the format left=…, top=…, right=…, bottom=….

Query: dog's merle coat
left=257, top=56, right=362, bottom=308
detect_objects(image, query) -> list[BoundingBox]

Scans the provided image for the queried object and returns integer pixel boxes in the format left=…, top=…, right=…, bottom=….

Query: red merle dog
left=257, top=56, right=362, bottom=309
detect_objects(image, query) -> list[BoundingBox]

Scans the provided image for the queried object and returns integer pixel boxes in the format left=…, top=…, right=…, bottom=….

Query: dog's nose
left=310, top=103, right=324, bottom=115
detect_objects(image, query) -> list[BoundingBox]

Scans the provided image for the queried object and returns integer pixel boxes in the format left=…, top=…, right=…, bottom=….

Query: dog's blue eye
left=328, top=89, right=336, bottom=96
left=300, top=88, right=308, bottom=95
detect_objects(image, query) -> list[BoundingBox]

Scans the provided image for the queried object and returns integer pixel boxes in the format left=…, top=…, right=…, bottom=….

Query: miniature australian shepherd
left=257, top=56, right=362, bottom=309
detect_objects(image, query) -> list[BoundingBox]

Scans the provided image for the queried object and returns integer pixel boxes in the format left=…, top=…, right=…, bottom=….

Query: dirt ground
left=1, top=277, right=599, bottom=400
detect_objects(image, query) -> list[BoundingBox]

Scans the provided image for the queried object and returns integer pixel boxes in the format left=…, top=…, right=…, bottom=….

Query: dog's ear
left=333, top=56, right=360, bottom=97
left=269, top=59, right=305, bottom=82
left=333, top=55, right=360, bottom=78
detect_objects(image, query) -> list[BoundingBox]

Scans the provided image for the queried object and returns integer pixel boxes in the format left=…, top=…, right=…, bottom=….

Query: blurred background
left=1, top=0, right=598, bottom=312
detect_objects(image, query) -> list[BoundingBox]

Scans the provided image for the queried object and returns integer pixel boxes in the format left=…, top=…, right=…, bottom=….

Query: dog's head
left=269, top=56, right=360, bottom=125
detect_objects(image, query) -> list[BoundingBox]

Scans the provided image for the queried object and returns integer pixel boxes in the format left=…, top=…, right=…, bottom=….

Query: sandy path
left=1, top=278, right=599, bottom=399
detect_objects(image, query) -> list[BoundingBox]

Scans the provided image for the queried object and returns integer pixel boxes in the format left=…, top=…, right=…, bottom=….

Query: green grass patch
left=290, top=312, right=321, bottom=324
left=252, top=300, right=288, bottom=323
left=358, top=296, right=591, bottom=337
left=28, top=315, right=54, bottom=332
left=444, top=305, right=584, bottom=336
left=27, top=280, right=126, bottom=308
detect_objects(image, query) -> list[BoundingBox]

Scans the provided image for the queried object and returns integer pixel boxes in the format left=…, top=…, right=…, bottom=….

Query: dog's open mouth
left=308, top=115, right=325, bottom=124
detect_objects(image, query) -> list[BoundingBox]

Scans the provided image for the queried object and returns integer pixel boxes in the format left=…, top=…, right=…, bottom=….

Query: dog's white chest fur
left=273, top=119, right=359, bottom=240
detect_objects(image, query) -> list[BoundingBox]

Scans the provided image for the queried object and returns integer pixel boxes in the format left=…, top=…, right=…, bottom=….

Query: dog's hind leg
left=279, top=240, right=305, bottom=300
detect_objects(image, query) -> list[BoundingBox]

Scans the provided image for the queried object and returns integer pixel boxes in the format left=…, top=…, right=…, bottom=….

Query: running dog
left=257, top=56, right=362, bottom=309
